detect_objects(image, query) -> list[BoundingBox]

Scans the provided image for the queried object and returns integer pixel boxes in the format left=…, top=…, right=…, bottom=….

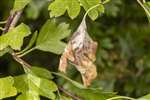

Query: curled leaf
left=59, top=18, right=97, bottom=86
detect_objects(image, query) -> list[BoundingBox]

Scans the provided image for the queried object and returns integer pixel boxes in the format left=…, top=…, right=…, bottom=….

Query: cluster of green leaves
left=48, top=0, right=106, bottom=20
left=0, top=0, right=150, bottom=100
left=0, top=0, right=70, bottom=99
left=0, top=66, right=58, bottom=100
left=14, top=67, right=57, bottom=100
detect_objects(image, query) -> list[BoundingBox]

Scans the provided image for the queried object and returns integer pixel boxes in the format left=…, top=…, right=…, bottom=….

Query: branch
left=10, top=11, right=22, bottom=28
left=137, top=0, right=150, bottom=17
left=2, top=11, right=22, bottom=34
left=12, top=52, right=31, bottom=68
left=58, top=86, right=82, bottom=100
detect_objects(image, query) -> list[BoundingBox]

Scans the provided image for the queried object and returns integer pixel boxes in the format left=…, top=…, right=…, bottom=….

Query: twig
left=0, top=27, right=4, bottom=31
left=106, top=96, right=136, bottom=100
left=2, top=11, right=16, bottom=34
left=10, top=11, right=22, bottom=28
left=0, top=20, right=7, bottom=24
left=17, top=47, right=36, bottom=57
left=58, top=86, right=82, bottom=100
left=1, top=11, right=22, bottom=34
left=137, top=0, right=150, bottom=17
left=83, top=3, right=101, bottom=20
left=12, top=52, right=31, bottom=68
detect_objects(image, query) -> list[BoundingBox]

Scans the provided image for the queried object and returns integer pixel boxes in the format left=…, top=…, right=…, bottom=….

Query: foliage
left=48, top=0, right=105, bottom=20
left=0, top=76, right=17, bottom=99
left=14, top=67, right=57, bottom=100
left=13, top=0, right=31, bottom=11
left=0, top=23, right=31, bottom=50
left=0, top=0, right=150, bottom=100
left=35, top=19, right=71, bottom=54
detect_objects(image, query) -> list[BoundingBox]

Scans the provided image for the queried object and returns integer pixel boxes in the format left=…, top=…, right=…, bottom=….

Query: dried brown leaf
left=59, top=18, right=97, bottom=86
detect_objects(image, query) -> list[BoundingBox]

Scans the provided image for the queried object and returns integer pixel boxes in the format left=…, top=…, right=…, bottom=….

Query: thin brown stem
left=10, top=11, right=22, bottom=28
left=12, top=52, right=31, bottom=68
left=1, top=11, right=22, bottom=35
left=58, top=86, right=82, bottom=100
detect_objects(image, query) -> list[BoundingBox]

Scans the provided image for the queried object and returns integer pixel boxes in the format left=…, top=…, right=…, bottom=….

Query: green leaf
left=80, top=0, right=104, bottom=20
left=0, top=20, right=7, bottom=24
left=63, top=83, right=115, bottom=100
left=31, top=66, right=53, bottom=79
left=17, top=92, right=40, bottom=100
left=56, top=95, right=72, bottom=100
left=0, top=76, right=17, bottom=99
left=138, top=94, right=150, bottom=100
left=25, top=2, right=39, bottom=19
left=14, top=73, right=57, bottom=100
left=25, top=0, right=46, bottom=19
left=48, top=0, right=104, bottom=20
left=48, top=0, right=80, bottom=19
left=0, top=47, right=11, bottom=57
left=35, top=19, right=71, bottom=54
left=0, top=23, right=31, bottom=51
left=13, top=0, right=32, bottom=11
left=0, top=27, right=4, bottom=31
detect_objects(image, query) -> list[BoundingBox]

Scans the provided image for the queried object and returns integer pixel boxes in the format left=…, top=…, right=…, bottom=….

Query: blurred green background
left=0, top=0, right=150, bottom=99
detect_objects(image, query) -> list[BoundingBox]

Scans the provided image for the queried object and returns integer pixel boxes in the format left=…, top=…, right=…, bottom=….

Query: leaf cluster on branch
left=0, top=0, right=150, bottom=100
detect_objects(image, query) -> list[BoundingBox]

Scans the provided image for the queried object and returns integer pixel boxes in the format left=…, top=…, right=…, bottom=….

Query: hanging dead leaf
left=59, top=18, right=97, bottom=86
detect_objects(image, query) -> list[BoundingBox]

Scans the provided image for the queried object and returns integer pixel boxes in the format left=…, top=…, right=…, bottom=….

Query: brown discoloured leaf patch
left=59, top=19, right=97, bottom=86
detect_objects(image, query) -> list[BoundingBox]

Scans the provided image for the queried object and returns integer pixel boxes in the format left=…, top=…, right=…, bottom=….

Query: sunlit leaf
left=80, top=0, right=104, bottom=20
left=0, top=23, right=31, bottom=50
left=16, top=92, right=40, bottom=100
left=0, top=76, right=17, bottom=99
left=13, top=0, right=32, bottom=11
left=48, top=0, right=104, bottom=20
left=48, top=0, right=80, bottom=19
left=59, top=95, right=72, bottom=100
left=14, top=73, right=57, bottom=100
left=138, top=94, right=150, bottom=100
left=0, top=47, right=11, bottom=57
